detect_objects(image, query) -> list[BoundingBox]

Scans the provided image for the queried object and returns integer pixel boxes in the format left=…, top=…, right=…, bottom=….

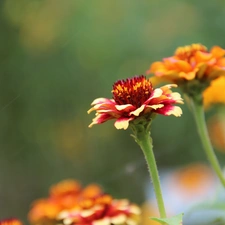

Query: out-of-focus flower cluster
left=0, top=219, right=23, bottom=225
left=148, top=44, right=225, bottom=84
left=28, top=179, right=141, bottom=225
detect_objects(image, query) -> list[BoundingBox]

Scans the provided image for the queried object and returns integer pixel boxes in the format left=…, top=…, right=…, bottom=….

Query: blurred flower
left=49, top=179, right=82, bottom=198
left=148, top=44, right=225, bottom=82
left=0, top=219, right=23, bottom=225
left=58, top=195, right=141, bottom=225
left=207, top=112, right=225, bottom=152
left=203, top=76, right=225, bottom=108
left=29, top=180, right=141, bottom=225
left=28, top=180, right=104, bottom=225
left=170, top=163, right=215, bottom=199
left=88, top=75, right=183, bottom=130
left=145, top=163, right=216, bottom=216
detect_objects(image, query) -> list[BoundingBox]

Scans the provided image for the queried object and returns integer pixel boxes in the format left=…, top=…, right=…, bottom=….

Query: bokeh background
left=0, top=0, right=225, bottom=224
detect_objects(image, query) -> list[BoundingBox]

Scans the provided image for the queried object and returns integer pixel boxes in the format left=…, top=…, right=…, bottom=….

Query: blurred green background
left=0, top=0, right=225, bottom=223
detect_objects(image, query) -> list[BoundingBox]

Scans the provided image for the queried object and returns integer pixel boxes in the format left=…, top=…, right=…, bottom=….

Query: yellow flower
left=203, top=76, right=225, bottom=108
left=88, top=75, right=183, bottom=130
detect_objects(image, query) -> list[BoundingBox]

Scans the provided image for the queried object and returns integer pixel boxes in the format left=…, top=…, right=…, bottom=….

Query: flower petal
left=210, top=46, right=225, bottom=58
left=147, top=104, right=164, bottom=110
left=114, top=117, right=134, bottom=130
left=88, top=98, right=116, bottom=113
left=130, top=105, right=145, bottom=116
left=90, top=98, right=115, bottom=106
left=115, top=104, right=135, bottom=112
left=89, top=114, right=114, bottom=127
left=156, top=105, right=182, bottom=117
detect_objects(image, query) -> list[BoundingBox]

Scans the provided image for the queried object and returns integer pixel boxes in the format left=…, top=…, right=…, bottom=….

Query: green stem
left=190, top=97, right=225, bottom=187
left=136, top=131, right=167, bottom=218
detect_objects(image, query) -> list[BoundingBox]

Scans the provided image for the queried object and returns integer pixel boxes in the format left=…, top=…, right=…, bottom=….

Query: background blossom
left=28, top=180, right=104, bottom=224
left=28, top=180, right=141, bottom=225
left=148, top=44, right=225, bottom=85
left=0, top=219, right=23, bottom=225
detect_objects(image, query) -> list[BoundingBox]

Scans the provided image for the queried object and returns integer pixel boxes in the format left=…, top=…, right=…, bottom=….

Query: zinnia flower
left=148, top=43, right=225, bottom=83
left=28, top=180, right=104, bottom=224
left=0, top=219, right=23, bottom=225
left=203, top=76, right=225, bottom=108
left=58, top=194, right=141, bottom=225
left=88, top=75, right=183, bottom=130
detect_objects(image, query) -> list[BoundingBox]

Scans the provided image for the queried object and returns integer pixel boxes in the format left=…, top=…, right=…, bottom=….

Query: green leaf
left=151, top=213, right=183, bottom=225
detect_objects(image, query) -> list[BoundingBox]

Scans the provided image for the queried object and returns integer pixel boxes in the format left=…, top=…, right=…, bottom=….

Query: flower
left=148, top=44, right=225, bottom=84
left=28, top=180, right=104, bottom=225
left=28, top=180, right=141, bottom=225
left=0, top=219, right=23, bottom=225
left=203, top=76, right=225, bottom=108
left=58, top=195, right=141, bottom=225
left=88, top=75, right=183, bottom=130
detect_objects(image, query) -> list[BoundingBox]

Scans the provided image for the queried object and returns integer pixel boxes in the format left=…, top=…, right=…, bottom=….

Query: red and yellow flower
left=148, top=44, right=225, bottom=84
left=0, top=219, right=23, bottom=225
left=28, top=180, right=141, bottom=225
left=58, top=195, right=141, bottom=225
left=28, top=180, right=104, bottom=224
left=88, top=75, right=183, bottom=130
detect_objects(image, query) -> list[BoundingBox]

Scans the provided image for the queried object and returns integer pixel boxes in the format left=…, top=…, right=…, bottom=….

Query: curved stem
left=190, top=97, right=225, bottom=187
left=136, top=131, right=167, bottom=218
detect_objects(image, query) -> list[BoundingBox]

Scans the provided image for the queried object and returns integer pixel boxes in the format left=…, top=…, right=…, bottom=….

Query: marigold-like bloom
left=203, top=76, right=225, bottom=108
left=50, top=179, right=82, bottom=198
left=28, top=180, right=104, bottom=225
left=0, top=219, right=23, bottom=225
left=88, top=75, right=183, bottom=130
left=58, top=195, right=141, bottom=225
left=28, top=199, right=61, bottom=224
left=148, top=44, right=225, bottom=85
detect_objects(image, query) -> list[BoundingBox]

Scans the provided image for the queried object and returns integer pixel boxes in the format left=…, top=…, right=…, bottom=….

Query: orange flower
left=50, top=179, right=82, bottom=198
left=203, top=76, right=225, bottom=108
left=58, top=195, right=141, bottom=225
left=28, top=180, right=104, bottom=225
left=88, top=75, right=183, bottom=130
left=0, top=219, right=23, bottom=225
left=28, top=199, right=61, bottom=224
left=148, top=44, right=225, bottom=94
left=170, top=163, right=214, bottom=198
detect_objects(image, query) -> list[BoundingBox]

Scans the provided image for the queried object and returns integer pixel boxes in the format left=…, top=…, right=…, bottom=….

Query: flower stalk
left=131, top=122, right=167, bottom=219
left=189, top=96, right=225, bottom=187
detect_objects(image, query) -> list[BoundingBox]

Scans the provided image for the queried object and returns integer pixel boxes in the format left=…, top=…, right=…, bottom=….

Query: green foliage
left=151, top=213, right=183, bottom=225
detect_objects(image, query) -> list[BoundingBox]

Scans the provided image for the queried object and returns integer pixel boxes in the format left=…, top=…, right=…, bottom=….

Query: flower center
left=175, top=44, right=207, bottom=61
left=112, top=75, right=153, bottom=107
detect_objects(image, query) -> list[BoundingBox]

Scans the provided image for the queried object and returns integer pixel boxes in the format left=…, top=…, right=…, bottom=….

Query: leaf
left=151, top=213, right=183, bottom=225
